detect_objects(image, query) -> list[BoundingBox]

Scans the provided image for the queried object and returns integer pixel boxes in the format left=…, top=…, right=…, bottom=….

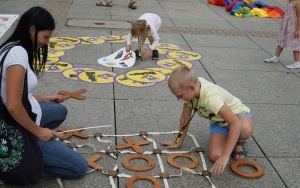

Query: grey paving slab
left=230, top=21, right=281, bottom=32
left=1, top=0, right=299, bottom=187
left=198, top=46, right=289, bottom=72
left=250, top=104, right=300, bottom=157
left=206, top=69, right=300, bottom=104
left=270, top=158, right=300, bottom=188
left=183, top=34, right=261, bottom=49
left=172, top=19, right=238, bottom=30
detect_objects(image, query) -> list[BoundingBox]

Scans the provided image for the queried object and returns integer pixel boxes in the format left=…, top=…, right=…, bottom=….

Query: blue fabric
left=231, top=1, right=244, bottom=15
left=210, top=112, right=252, bottom=135
left=38, top=102, right=88, bottom=179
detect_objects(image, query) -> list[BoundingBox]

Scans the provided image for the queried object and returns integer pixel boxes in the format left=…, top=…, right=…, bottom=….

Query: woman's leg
left=37, top=139, right=88, bottom=179
left=40, top=102, right=68, bottom=130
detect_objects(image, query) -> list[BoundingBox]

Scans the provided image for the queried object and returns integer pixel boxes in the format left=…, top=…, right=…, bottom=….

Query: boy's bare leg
left=209, top=115, right=253, bottom=161
left=209, top=133, right=227, bottom=162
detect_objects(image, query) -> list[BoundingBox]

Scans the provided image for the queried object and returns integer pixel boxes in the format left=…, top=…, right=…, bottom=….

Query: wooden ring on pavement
left=126, top=174, right=162, bottom=188
left=167, top=153, right=199, bottom=169
left=230, top=160, right=264, bottom=179
left=122, top=154, right=155, bottom=172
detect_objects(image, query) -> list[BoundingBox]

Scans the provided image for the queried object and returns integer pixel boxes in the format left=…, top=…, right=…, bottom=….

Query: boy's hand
left=160, top=140, right=180, bottom=149
left=126, top=45, right=131, bottom=52
left=211, top=155, right=230, bottom=176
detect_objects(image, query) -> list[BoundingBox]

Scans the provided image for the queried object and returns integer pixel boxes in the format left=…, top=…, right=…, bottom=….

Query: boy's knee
left=209, top=151, right=222, bottom=162
left=240, top=122, right=253, bottom=139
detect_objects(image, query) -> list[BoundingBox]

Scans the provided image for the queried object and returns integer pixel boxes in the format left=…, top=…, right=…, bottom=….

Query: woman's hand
left=34, top=127, right=59, bottom=141
left=211, top=155, right=230, bottom=176
left=36, top=94, right=64, bottom=103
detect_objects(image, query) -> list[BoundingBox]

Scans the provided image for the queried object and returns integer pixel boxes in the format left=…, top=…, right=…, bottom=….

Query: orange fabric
left=268, top=10, right=283, bottom=18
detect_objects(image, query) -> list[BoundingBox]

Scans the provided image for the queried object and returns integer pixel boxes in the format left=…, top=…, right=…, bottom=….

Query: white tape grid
left=56, top=130, right=216, bottom=188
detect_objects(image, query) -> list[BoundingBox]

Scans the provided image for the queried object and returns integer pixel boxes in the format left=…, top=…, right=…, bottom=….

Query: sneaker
left=135, top=50, right=141, bottom=60
left=286, top=62, right=300, bottom=69
left=264, top=57, right=279, bottom=63
left=152, top=50, right=159, bottom=60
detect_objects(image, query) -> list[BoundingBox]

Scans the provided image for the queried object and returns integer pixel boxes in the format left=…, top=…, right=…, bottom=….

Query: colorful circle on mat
left=115, top=74, right=156, bottom=87
left=166, top=51, right=201, bottom=61
left=101, top=35, right=126, bottom=43
left=77, top=70, right=116, bottom=83
left=77, top=37, right=105, bottom=44
left=50, top=37, right=81, bottom=44
left=156, top=59, right=193, bottom=69
left=146, top=67, right=173, bottom=77
left=156, top=43, right=182, bottom=54
left=49, top=42, right=75, bottom=50
left=48, top=49, right=65, bottom=58
left=45, top=61, right=73, bottom=72
left=62, top=68, right=94, bottom=80
left=126, top=69, right=166, bottom=83
left=46, top=57, right=60, bottom=63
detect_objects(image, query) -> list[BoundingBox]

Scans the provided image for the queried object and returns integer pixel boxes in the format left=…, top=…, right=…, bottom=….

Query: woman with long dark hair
left=0, top=7, right=88, bottom=183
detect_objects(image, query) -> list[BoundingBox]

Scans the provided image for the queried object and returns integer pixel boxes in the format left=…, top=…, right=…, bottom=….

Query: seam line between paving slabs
left=251, top=136, right=289, bottom=188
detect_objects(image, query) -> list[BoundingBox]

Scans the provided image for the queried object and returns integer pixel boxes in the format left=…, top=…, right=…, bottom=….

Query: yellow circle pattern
left=126, top=70, right=166, bottom=83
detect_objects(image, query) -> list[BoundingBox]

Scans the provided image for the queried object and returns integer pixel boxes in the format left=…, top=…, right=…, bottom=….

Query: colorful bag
left=0, top=44, right=44, bottom=185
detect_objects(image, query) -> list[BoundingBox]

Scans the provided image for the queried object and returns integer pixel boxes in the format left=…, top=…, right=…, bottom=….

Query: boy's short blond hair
left=168, top=66, right=198, bottom=91
left=131, top=20, right=151, bottom=37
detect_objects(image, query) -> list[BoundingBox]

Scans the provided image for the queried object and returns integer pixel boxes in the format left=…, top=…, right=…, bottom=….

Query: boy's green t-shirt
left=187, top=77, right=250, bottom=127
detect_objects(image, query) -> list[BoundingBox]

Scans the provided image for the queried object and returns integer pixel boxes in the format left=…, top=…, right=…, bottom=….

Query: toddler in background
left=265, top=0, right=300, bottom=69
left=126, top=13, right=161, bottom=60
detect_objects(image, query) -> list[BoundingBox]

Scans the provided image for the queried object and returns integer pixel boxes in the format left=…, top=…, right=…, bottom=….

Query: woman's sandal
left=231, top=140, right=247, bottom=161
left=128, top=1, right=137, bottom=9
left=96, top=1, right=113, bottom=7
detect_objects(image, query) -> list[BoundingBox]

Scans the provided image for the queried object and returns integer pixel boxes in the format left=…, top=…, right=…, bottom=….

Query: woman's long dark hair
left=0, top=6, right=55, bottom=76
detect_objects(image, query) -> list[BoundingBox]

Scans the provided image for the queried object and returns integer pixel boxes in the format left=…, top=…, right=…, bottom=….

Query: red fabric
left=208, top=0, right=225, bottom=7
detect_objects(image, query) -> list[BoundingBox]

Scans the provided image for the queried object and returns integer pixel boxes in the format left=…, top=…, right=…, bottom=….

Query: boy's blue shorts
left=209, top=113, right=252, bottom=135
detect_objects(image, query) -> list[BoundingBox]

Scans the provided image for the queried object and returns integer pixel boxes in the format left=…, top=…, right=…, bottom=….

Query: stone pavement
left=1, top=0, right=300, bottom=187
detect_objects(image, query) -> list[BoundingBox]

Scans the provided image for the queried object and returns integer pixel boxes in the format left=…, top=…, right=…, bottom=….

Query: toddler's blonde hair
left=130, top=20, right=151, bottom=37
left=168, top=66, right=198, bottom=91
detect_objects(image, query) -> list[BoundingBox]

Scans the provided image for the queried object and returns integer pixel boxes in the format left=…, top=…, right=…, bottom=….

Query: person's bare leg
left=233, top=114, right=253, bottom=160
left=274, top=45, right=283, bottom=57
left=128, top=0, right=137, bottom=9
left=293, top=51, right=299, bottom=62
left=209, top=133, right=227, bottom=162
left=96, top=0, right=113, bottom=6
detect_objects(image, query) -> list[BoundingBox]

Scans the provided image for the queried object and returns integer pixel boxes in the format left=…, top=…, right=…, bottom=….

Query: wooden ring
left=230, top=160, right=264, bottom=179
left=126, top=174, right=162, bottom=188
left=167, top=153, right=199, bottom=169
left=122, top=154, right=155, bottom=172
